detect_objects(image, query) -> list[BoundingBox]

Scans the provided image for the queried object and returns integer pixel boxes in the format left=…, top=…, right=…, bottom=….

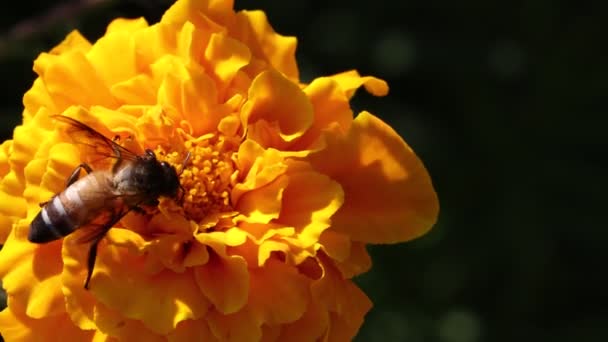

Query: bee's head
left=159, top=161, right=180, bottom=198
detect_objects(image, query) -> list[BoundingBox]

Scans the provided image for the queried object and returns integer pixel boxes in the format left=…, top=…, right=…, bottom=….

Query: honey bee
left=28, top=115, right=187, bottom=289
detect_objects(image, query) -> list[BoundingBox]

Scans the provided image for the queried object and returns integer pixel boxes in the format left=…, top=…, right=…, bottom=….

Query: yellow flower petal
left=92, top=302, right=165, bottom=342
left=309, top=111, right=439, bottom=243
left=106, top=17, right=149, bottom=34
left=33, top=50, right=117, bottom=112
left=232, top=139, right=287, bottom=204
left=168, top=318, right=220, bottom=342
left=233, top=10, right=299, bottom=81
left=278, top=300, right=329, bottom=342
left=0, top=231, right=64, bottom=319
left=278, top=168, right=344, bottom=248
left=236, top=174, right=287, bottom=224
left=49, top=30, right=92, bottom=55
left=329, top=70, right=389, bottom=98
left=162, top=0, right=235, bottom=31
left=111, top=74, right=157, bottom=104
left=290, top=77, right=354, bottom=150
left=62, top=233, right=210, bottom=335
left=207, top=307, right=262, bottom=342
left=87, top=21, right=140, bottom=87
left=249, top=259, right=309, bottom=325
left=258, top=239, right=291, bottom=267
left=0, top=302, right=99, bottom=342
left=312, top=257, right=372, bottom=341
left=203, top=32, right=252, bottom=96
left=194, top=253, right=249, bottom=314
left=0, top=140, right=12, bottom=176
left=242, top=70, right=313, bottom=144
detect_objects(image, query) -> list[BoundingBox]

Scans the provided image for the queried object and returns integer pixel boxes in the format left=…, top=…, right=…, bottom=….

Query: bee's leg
left=82, top=209, right=128, bottom=290
left=66, top=163, right=94, bottom=188
left=84, top=238, right=101, bottom=290
left=111, top=146, right=123, bottom=174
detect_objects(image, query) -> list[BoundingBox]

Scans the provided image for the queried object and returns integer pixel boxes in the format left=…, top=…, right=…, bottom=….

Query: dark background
left=1, top=1, right=606, bottom=341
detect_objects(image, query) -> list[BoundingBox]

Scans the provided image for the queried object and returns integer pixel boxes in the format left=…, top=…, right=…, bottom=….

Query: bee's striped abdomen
left=29, top=193, right=79, bottom=243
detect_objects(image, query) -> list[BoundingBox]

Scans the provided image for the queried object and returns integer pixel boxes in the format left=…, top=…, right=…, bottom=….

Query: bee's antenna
left=179, top=152, right=191, bottom=176
left=176, top=152, right=192, bottom=205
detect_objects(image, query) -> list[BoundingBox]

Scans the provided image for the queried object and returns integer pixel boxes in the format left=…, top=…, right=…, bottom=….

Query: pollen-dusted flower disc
left=0, top=0, right=438, bottom=340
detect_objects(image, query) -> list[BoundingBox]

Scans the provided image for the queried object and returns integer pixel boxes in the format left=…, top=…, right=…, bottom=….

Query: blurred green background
left=0, top=1, right=606, bottom=341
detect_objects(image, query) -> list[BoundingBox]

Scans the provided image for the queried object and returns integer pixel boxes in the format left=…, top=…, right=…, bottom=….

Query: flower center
left=156, top=133, right=239, bottom=223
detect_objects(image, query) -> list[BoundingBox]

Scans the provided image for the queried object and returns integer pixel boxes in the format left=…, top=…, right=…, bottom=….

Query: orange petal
left=207, top=307, right=262, bottom=342
left=203, top=32, right=252, bottom=96
left=278, top=168, right=344, bottom=248
left=49, top=30, right=92, bottom=55
left=249, top=259, right=309, bottom=325
left=168, top=318, right=220, bottom=342
left=236, top=174, right=287, bottom=224
left=33, top=50, right=117, bottom=112
left=0, top=302, right=98, bottom=342
left=309, top=111, right=439, bottom=244
left=87, top=21, right=140, bottom=87
left=92, top=302, right=165, bottom=342
left=242, top=70, right=313, bottom=144
left=0, top=140, right=12, bottom=176
left=62, top=232, right=210, bottom=335
left=194, top=252, right=249, bottom=314
left=40, top=143, right=82, bottom=195
left=312, top=257, right=372, bottom=341
left=328, top=70, right=389, bottom=98
left=107, top=17, right=149, bottom=34
left=0, top=230, right=65, bottom=319
left=317, top=230, right=351, bottom=263
left=232, top=139, right=287, bottom=204
left=11, top=114, right=54, bottom=181
left=161, top=0, right=235, bottom=31
left=232, top=10, right=299, bottom=81
left=111, top=74, right=157, bottom=104
left=292, top=77, right=353, bottom=150
left=258, top=239, right=291, bottom=267
left=278, top=300, right=329, bottom=342
left=333, top=241, right=372, bottom=279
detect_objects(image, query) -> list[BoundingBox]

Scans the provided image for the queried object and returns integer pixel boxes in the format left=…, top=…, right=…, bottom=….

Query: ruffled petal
left=62, top=230, right=210, bottom=335
left=248, top=259, right=309, bottom=325
left=207, top=307, right=262, bottom=342
left=291, top=77, right=354, bottom=150
left=194, top=252, right=249, bottom=314
left=162, top=0, right=235, bottom=30
left=87, top=20, right=142, bottom=87
left=232, top=139, right=287, bottom=204
left=33, top=50, right=117, bottom=112
left=168, top=318, right=220, bottom=342
left=328, top=70, right=389, bottom=98
left=312, top=257, right=372, bottom=341
left=278, top=167, right=343, bottom=248
left=278, top=300, right=329, bottom=342
left=309, top=111, right=439, bottom=243
left=0, top=230, right=65, bottom=319
left=203, top=32, right=252, bottom=97
left=0, top=303, right=100, bottom=342
left=242, top=70, right=313, bottom=145
left=232, top=10, right=299, bottom=81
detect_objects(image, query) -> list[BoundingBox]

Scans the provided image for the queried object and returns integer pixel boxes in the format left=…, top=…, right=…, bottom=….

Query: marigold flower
left=0, top=0, right=438, bottom=340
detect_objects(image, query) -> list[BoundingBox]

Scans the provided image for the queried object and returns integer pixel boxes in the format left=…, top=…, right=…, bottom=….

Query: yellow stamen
left=156, top=133, right=238, bottom=223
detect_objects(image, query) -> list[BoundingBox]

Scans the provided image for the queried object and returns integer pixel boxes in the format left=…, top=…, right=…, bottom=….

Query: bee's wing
left=53, top=115, right=139, bottom=170
left=72, top=207, right=132, bottom=244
